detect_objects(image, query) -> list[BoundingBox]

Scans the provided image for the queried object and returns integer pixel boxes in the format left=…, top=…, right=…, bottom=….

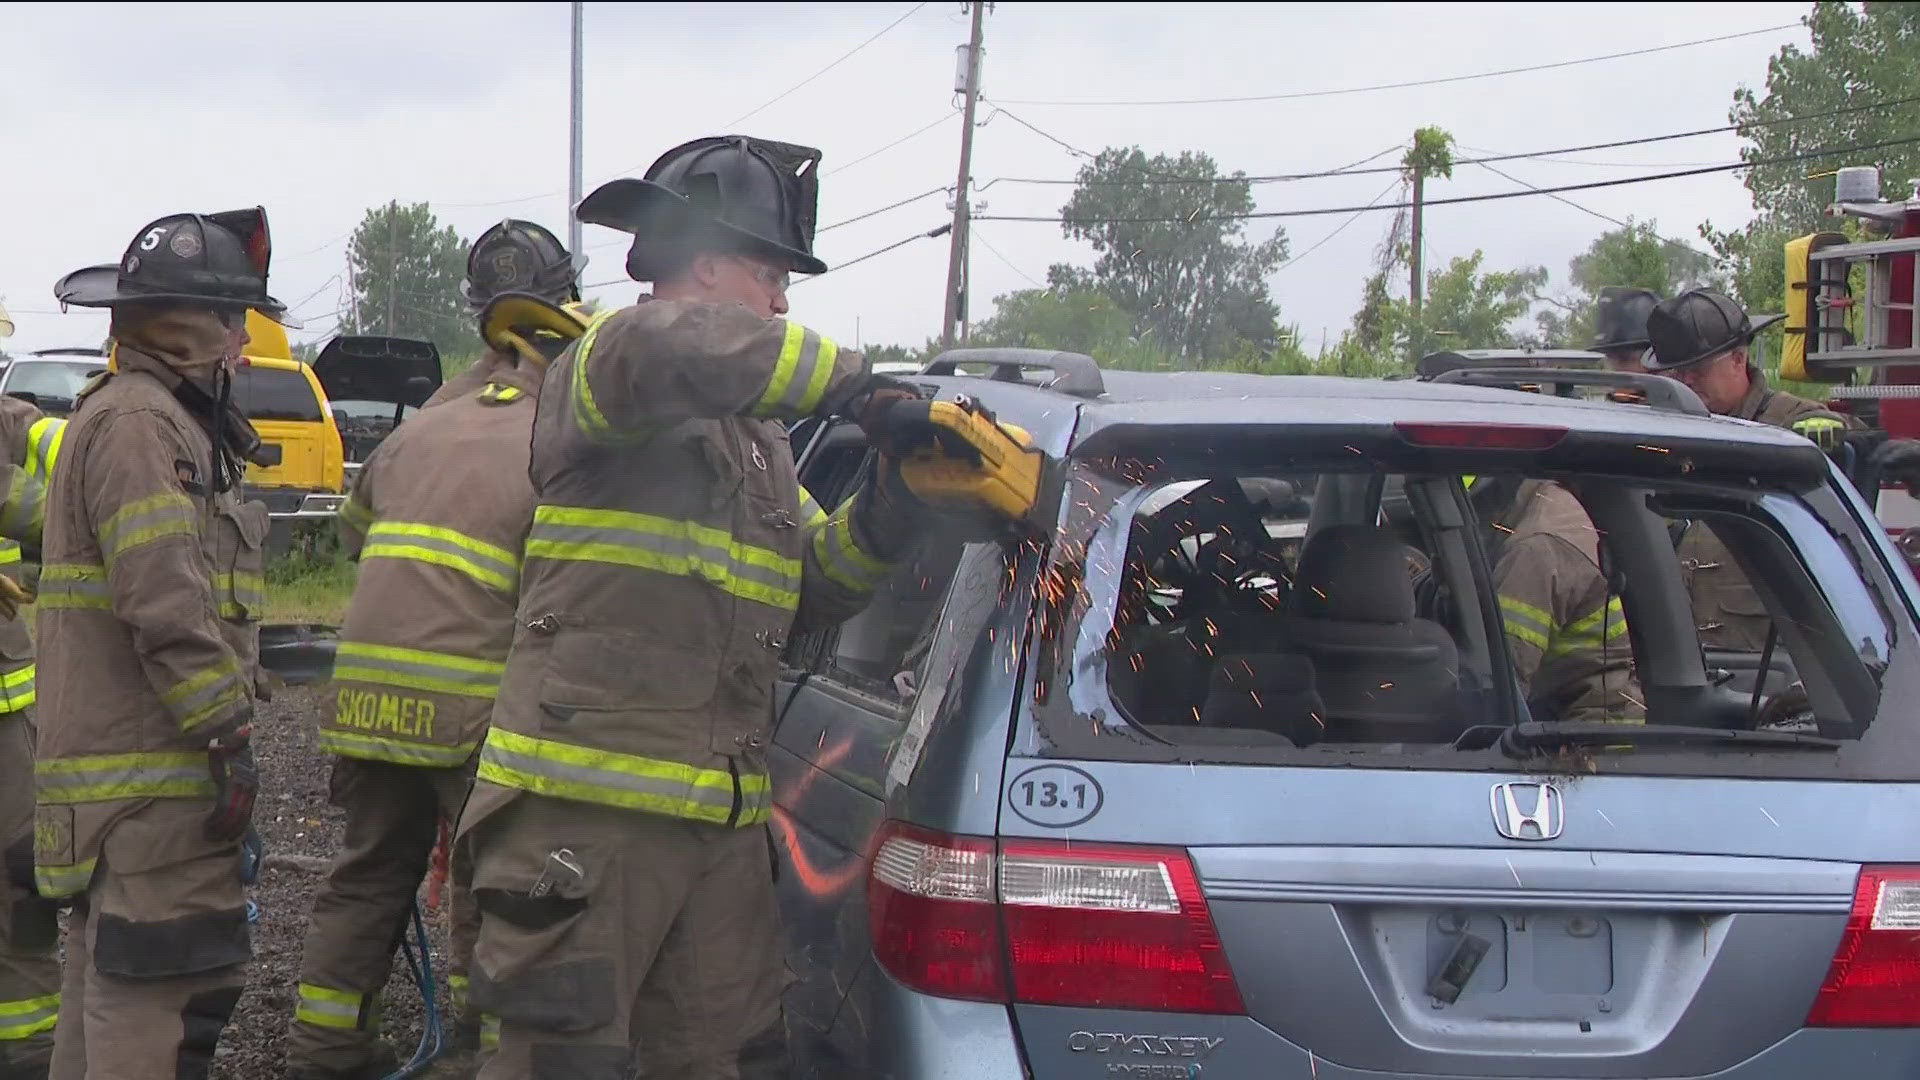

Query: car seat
left=1199, top=652, right=1328, bottom=746
left=1280, top=524, right=1460, bottom=738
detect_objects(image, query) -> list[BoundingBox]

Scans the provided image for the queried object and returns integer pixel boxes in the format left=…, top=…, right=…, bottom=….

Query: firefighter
left=457, top=134, right=932, bottom=1079
left=424, top=220, right=586, bottom=409
left=37, top=208, right=285, bottom=1080
left=1478, top=478, right=1642, bottom=723
left=0, top=401, right=68, bottom=1080
left=1591, top=286, right=1659, bottom=374
left=285, top=231, right=587, bottom=1080
left=1646, top=288, right=1855, bottom=650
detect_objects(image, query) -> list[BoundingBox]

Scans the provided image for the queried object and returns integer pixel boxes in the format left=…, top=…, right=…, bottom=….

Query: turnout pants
left=48, top=799, right=251, bottom=1080
left=465, top=795, right=789, bottom=1080
left=287, top=757, right=483, bottom=1077
left=0, top=716, right=59, bottom=1080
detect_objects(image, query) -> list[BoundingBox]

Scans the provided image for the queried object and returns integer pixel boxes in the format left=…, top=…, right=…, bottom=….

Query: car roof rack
left=29, top=347, right=107, bottom=357
left=1415, top=349, right=1604, bottom=379
left=1429, top=366, right=1710, bottom=418
left=919, top=347, right=1105, bottom=399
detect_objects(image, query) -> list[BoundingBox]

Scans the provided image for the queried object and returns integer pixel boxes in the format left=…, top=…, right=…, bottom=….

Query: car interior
left=1100, top=466, right=1889, bottom=751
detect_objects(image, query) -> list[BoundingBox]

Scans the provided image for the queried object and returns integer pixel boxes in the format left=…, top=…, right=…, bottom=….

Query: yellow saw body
left=896, top=397, right=1043, bottom=522
left=480, top=291, right=592, bottom=363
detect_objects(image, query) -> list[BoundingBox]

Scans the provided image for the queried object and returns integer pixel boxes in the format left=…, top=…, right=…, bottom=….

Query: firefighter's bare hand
left=0, top=575, right=32, bottom=622
left=205, top=720, right=259, bottom=843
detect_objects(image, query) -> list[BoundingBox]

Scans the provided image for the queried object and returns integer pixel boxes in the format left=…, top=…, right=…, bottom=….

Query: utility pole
left=569, top=1, right=585, bottom=256
left=941, top=1, right=986, bottom=351
left=385, top=203, right=397, bottom=336
left=1409, top=171, right=1424, bottom=322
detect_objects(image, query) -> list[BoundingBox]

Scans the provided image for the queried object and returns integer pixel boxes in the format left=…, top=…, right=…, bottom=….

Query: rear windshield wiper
left=1499, top=721, right=1841, bottom=756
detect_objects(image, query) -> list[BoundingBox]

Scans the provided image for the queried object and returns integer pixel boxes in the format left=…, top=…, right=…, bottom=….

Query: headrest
left=1290, top=525, right=1417, bottom=624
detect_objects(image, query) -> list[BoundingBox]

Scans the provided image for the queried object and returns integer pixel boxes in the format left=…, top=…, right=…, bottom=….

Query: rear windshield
left=234, top=365, right=324, bottom=422
left=1029, top=453, right=1920, bottom=780
left=8, top=359, right=106, bottom=413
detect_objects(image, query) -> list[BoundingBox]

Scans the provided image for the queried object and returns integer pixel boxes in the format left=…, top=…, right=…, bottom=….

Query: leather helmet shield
left=1591, top=286, right=1660, bottom=351
left=576, top=134, right=828, bottom=280
left=463, top=219, right=585, bottom=308
left=55, top=207, right=297, bottom=326
left=1645, top=287, right=1785, bottom=372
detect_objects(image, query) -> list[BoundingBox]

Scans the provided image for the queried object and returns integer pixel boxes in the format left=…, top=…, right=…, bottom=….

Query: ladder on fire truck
left=1786, top=166, right=1920, bottom=400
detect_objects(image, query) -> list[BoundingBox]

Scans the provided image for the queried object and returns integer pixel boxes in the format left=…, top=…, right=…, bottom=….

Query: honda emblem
left=1490, top=782, right=1563, bottom=841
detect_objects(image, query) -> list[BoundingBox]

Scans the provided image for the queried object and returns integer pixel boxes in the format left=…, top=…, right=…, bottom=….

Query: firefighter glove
left=205, top=719, right=259, bottom=843
left=1792, top=415, right=1847, bottom=453
left=829, top=373, right=922, bottom=433
left=0, top=575, right=32, bottom=622
left=851, top=454, right=928, bottom=563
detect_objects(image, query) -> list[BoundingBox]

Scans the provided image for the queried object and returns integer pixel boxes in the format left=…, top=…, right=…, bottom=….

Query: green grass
left=266, top=522, right=356, bottom=625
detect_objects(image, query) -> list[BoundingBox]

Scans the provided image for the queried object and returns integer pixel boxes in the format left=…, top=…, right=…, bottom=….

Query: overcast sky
left=0, top=1, right=1815, bottom=357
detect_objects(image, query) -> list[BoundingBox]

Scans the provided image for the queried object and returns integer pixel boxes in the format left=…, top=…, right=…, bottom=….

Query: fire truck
left=1784, top=164, right=1920, bottom=553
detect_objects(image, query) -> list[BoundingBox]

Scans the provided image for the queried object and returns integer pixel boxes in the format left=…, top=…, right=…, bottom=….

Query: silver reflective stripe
left=527, top=521, right=801, bottom=598
left=36, top=751, right=215, bottom=803
left=479, top=737, right=736, bottom=815
left=772, top=329, right=833, bottom=415
left=334, top=643, right=504, bottom=699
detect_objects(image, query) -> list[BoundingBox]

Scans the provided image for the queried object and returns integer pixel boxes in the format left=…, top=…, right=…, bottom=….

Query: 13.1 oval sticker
left=1008, top=764, right=1104, bottom=828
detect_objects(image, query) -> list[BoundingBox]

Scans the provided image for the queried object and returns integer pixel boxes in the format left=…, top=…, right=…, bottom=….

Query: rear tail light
left=1396, top=421, right=1568, bottom=450
left=1807, top=866, right=1920, bottom=1026
left=868, top=821, right=1244, bottom=1014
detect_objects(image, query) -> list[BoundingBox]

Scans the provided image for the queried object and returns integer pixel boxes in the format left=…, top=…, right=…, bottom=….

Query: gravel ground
left=209, top=681, right=470, bottom=1080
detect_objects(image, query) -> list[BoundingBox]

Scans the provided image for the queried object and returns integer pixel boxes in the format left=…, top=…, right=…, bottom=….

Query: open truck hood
left=312, top=335, right=442, bottom=408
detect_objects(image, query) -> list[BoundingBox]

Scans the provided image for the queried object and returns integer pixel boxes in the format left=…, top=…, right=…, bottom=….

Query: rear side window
left=235, top=366, right=323, bottom=422
left=1031, top=455, right=1916, bottom=780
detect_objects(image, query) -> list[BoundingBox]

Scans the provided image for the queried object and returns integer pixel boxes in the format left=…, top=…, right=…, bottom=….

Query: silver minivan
left=772, top=350, right=1920, bottom=1079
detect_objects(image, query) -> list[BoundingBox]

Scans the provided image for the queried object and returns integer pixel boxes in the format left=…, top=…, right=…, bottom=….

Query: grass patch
left=266, top=522, right=357, bottom=625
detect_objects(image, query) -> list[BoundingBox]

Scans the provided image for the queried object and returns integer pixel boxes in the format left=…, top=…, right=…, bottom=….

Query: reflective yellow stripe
left=0, top=468, right=44, bottom=541
left=334, top=642, right=505, bottom=700
left=38, top=562, right=108, bottom=610
left=295, top=983, right=369, bottom=1031
left=447, top=975, right=469, bottom=1014
left=34, top=858, right=95, bottom=899
left=159, top=660, right=246, bottom=731
left=27, top=417, right=66, bottom=479
left=362, top=521, right=519, bottom=591
left=478, top=727, right=771, bottom=826
left=481, top=1014, right=500, bottom=1051
left=0, top=662, right=36, bottom=714
left=36, top=750, right=215, bottom=803
left=0, top=993, right=58, bottom=1040
left=214, top=570, right=265, bottom=620
left=752, top=322, right=840, bottom=419
left=570, top=310, right=630, bottom=444
left=811, top=500, right=889, bottom=593
left=337, top=494, right=373, bottom=533
left=0, top=542, right=21, bottom=567
left=525, top=505, right=801, bottom=611
left=797, top=486, right=828, bottom=531
left=481, top=382, right=524, bottom=404
left=99, top=491, right=197, bottom=564
left=319, top=727, right=478, bottom=767
left=1499, top=594, right=1553, bottom=652
left=1794, top=417, right=1845, bottom=432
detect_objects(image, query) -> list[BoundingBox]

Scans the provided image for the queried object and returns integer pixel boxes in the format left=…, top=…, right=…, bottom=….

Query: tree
left=1056, top=147, right=1289, bottom=363
left=968, top=285, right=1178, bottom=370
left=1704, top=2, right=1920, bottom=311
left=1379, top=252, right=1547, bottom=360
left=1536, top=221, right=1720, bottom=345
left=345, top=201, right=469, bottom=350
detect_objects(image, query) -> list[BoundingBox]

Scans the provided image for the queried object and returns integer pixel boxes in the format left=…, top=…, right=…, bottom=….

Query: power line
left=793, top=222, right=953, bottom=285
left=726, top=1, right=929, bottom=128
left=1472, top=160, right=1629, bottom=230
left=992, top=22, right=1801, bottom=107
left=973, top=132, right=1920, bottom=224
left=819, top=185, right=951, bottom=233
left=978, top=91, right=1920, bottom=189
left=823, top=111, right=959, bottom=177
left=971, top=227, right=1042, bottom=287
left=1275, top=177, right=1405, bottom=272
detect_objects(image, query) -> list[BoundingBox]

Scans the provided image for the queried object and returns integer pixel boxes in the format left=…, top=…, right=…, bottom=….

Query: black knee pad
left=529, top=1043, right=630, bottom=1080
left=175, top=985, right=242, bottom=1080
left=95, top=908, right=251, bottom=979
left=9, top=892, right=58, bottom=954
